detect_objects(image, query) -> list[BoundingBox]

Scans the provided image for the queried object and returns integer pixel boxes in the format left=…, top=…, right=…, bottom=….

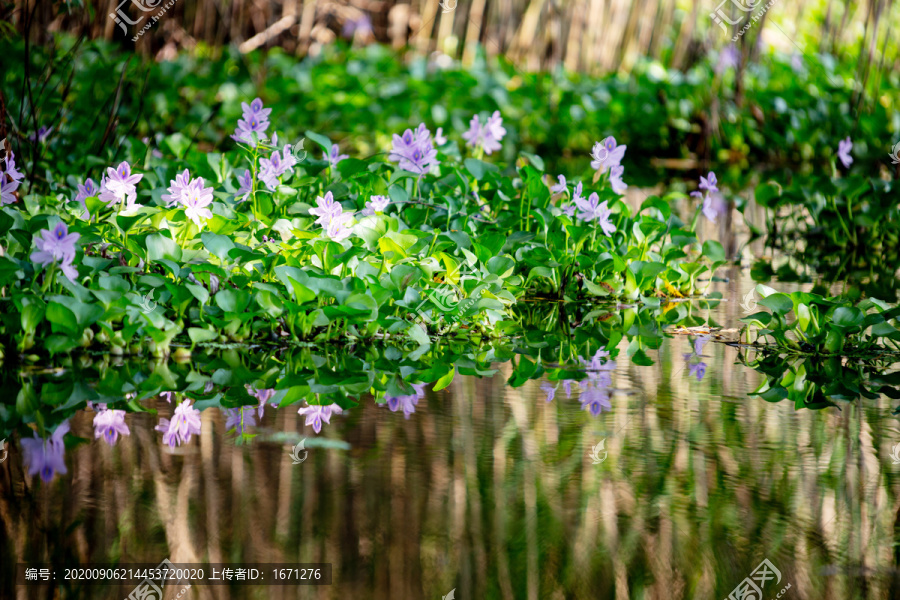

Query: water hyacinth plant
left=0, top=97, right=740, bottom=362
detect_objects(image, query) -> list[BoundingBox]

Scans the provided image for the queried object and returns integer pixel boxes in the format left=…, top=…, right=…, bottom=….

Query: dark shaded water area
left=2, top=193, right=900, bottom=600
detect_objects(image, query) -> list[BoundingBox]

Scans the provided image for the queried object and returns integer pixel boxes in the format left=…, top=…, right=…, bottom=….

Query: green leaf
left=46, top=302, right=80, bottom=335
left=759, top=293, right=793, bottom=316
left=201, top=232, right=236, bottom=261
left=146, top=232, right=183, bottom=262
left=432, top=367, right=455, bottom=391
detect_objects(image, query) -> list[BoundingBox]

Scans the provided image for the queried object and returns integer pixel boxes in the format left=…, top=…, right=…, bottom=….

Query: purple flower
left=235, top=169, right=253, bottom=202
left=232, top=115, right=270, bottom=144
left=93, top=408, right=130, bottom=446
left=73, top=178, right=97, bottom=216
left=99, top=161, right=142, bottom=210
left=29, top=126, right=51, bottom=143
left=386, top=383, right=426, bottom=419
left=241, top=98, right=272, bottom=121
left=0, top=178, right=18, bottom=205
left=590, top=137, right=626, bottom=173
left=160, top=391, right=176, bottom=403
left=572, top=181, right=584, bottom=203
left=550, top=174, right=567, bottom=194
left=163, top=170, right=214, bottom=226
left=693, top=172, right=722, bottom=224
left=389, top=124, right=440, bottom=175
left=324, top=211, right=354, bottom=242
left=21, top=421, right=69, bottom=482
left=699, top=172, right=718, bottom=193
left=298, top=402, right=343, bottom=434
left=838, top=137, right=853, bottom=168
left=575, top=192, right=616, bottom=236
left=322, top=144, right=349, bottom=169
left=687, top=361, right=707, bottom=381
left=540, top=382, right=556, bottom=403
left=246, top=384, right=276, bottom=417
left=2, top=150, right=24, bottom=182
left=361, top=194, right=390, bottom=216
left=434, top=127, right=447, bottom=146
left=309, top=191, right=354, bottom=242
left=181, top=178, right=215, bottom=227
left=260, top=145, right=298, bottom=190
left=31, top=222, right=80, bottom=282
left=232, top=98, right=272, bottom=144
left=161, top=169, right=192, bottom=208
left=683, top=335, right=710, bottom=381
left=790, top=53, right=804, bottom=72
left=581, top=387, right=612, bottom=416
left=223, top=406, right=257, bottom=435
left=609, top=165, right=628, bottom=195
left=309, top=191, right=343, bottom=225
left=155, top=400, right=202, bottom=448
left=581, top=349, right=611, bottom=371
left=462, top=111, right=506, bottom=155
left=560, top=203, right=576, bottom=217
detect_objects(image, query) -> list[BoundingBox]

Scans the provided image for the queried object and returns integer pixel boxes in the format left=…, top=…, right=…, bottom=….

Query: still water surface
left=2, top=197, right=899, bottom=600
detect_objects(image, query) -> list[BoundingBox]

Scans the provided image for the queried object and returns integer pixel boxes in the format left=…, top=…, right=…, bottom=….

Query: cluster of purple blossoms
left=93, top=408, right=130, bottom=446
left=683, top=335, right=710, bottom=381
left=590, top=136, right=628, bottom=195
left=31, top=222, right=80, bottom=282
left=223, top=406, right=257, bottom=435
left=99, top=161, right=143, bottom=211
left=162, top=169, right=215, bottom=227
left=1, top=149, right=24, bottom=206
left=578, top=350, right=616, bottom=416
left=260, top=145, right=299, bottom=190
left=389, top=124, right=440, bottom=175
left=386, top=383, right=426, bottom=419
left=462, top=111, right=507, bottom=155
left=309, top=191, right=354, bottom=243
left=361, top=194, right=390, bottom=217
left=575, top=191, right=616, bottom=236
left=690, top=171, right=723, bottom=224
left=232, top=98, right=272, bottom=144
left=21, top=421, right=69, bottom=482
left=323, top=144, right=349, bottom=170
left=298, top=402, right=343, bottom=434
left=837, top=137, right=853, bottom=169
left=155, top=400, right=202, bottom=448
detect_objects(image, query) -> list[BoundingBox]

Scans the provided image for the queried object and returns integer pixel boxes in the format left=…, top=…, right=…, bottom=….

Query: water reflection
left=2, top=333, right=900, bottom=599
